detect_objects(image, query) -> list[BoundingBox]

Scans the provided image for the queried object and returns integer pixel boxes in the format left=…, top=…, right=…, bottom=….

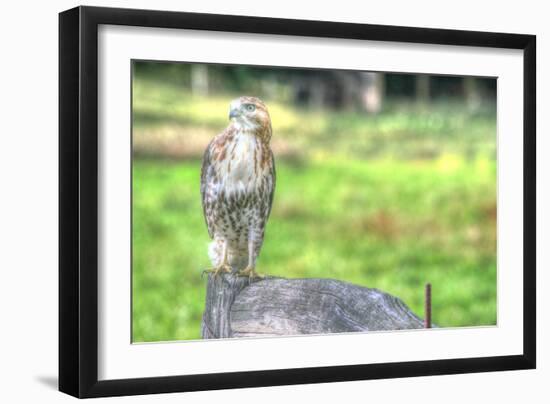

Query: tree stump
left=201, top=274, right=426, bottom=339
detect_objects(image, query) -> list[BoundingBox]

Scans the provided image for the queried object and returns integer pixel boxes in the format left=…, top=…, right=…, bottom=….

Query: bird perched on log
left=200, top=96, right=276, bottom=279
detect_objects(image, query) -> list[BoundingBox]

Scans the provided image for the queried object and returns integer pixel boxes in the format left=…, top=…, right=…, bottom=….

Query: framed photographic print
left=59, top=5, right=536, bottom=398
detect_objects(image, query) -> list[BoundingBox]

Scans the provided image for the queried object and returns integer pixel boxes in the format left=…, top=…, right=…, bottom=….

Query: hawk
left=200, top=96, right=276, bottom=279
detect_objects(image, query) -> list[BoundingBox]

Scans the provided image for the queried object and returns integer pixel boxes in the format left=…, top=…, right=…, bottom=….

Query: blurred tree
left=431, top=76, right=463, bottom=98
left=416, top=75, right=430, bottom=104
left=191, top=64, right=209, bottom=95
left=360, top=72, right=385, bottom=114
left=464, top=76, right=482, bottom=111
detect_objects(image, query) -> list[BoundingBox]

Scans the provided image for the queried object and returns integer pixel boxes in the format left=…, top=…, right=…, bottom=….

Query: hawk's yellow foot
left=236, top=266, right=264, bottom=280
left=203, top=263, right=232, bottom=278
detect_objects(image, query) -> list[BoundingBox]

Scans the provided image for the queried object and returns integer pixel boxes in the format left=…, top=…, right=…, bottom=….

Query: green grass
left=132, top=155, right=496, bottom=342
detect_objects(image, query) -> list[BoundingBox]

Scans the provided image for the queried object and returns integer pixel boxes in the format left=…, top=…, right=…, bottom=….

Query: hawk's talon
left=236, top=266, right=263, bottom=280
left=203, top=263, right=233, bottom=278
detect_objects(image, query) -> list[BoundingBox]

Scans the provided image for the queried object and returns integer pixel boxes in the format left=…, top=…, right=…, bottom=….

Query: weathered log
left=201, top=274, right=426, bottom=339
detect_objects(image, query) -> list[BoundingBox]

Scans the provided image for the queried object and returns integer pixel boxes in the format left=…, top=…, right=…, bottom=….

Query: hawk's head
left=228, top=96, right=272, bottom=142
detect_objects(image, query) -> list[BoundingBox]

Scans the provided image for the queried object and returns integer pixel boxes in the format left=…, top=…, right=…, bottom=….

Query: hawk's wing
left=200, top=138, right=215, bottom=239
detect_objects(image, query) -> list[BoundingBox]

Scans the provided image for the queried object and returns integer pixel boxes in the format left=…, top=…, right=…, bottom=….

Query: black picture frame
left=59, top=5, right=536, bottom=398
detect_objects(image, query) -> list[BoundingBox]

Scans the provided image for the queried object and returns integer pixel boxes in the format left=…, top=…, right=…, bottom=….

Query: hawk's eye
left=245, top=104, right=256, bottom=112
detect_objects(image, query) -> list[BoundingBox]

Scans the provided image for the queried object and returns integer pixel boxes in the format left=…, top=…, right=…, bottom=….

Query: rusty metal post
left=424, top=283, right=432, bottom=328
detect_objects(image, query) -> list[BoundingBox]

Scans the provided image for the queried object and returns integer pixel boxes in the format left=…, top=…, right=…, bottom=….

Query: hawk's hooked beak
left=229, top=100, right=241, bottom=120
left=229, top=108, right=239, bottom=120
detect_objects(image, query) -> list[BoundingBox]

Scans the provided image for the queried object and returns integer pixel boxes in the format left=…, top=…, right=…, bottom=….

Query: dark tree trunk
left=416, top=75, right=430, bottom=105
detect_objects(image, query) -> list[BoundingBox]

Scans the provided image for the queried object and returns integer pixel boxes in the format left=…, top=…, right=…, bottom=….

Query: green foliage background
left=132, top=64, right=497, bottom=342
